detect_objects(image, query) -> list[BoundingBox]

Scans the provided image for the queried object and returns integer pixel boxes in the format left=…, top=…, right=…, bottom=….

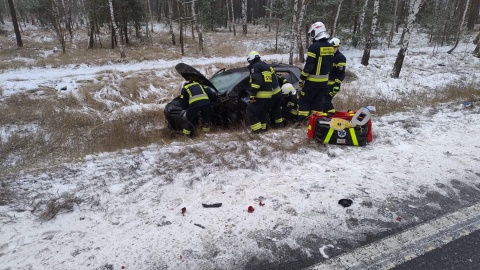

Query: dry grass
left=334, top=82, right=479, bottom=116
left=34, top=194, right=83, bottom=221
left=1, top=24, right=479, bottom=176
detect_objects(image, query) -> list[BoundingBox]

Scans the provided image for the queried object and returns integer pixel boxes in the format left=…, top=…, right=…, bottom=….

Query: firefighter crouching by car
left=280, top=83, right=298, bottom=124
left=246, top=51, right=273, bottom=133
left=179, top=79, right=213, bottom=136
left=297, top=21, right=334, bottom=122
left=267, top=67, right=289, bottom=128
left=325, top=37, right=346, bottom=114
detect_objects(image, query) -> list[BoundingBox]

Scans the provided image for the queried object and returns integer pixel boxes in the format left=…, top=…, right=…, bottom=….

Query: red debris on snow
left=181, top=207, right=186, bottom=216
left=396, top=217, right=402, bottom=222
left=248, top=206, right=255, bottom=213
left=259, top=202, right=265, bottom=206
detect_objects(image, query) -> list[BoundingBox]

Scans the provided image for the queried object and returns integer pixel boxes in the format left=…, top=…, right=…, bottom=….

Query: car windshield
left=209, top=71, right=244, bottom=94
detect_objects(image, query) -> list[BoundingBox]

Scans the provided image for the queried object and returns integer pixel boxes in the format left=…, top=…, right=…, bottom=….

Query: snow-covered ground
left=1, top=27, right=479, bottom=269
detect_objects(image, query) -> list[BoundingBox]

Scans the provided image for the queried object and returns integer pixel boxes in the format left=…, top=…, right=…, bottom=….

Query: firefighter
left=246, top=51, right=273, bottom=133
left=179, top=79, right=213, bottom=136
left=325, top=37, right=346, bottom=113
left=297, top=21, right=334, bottom=122
left=267, top=67, right=289, bottom=128
left=280, top=83, right=298, bottom=124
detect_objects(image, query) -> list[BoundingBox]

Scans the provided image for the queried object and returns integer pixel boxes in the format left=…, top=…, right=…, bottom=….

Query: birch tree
left=361, top=0, right=379, bottom=66
left=108, top=0, right=126, bottom=58
left=447, top=0, right=471, bottom=54
left=474, top=30, right=480, bottom=57
left=7, top=0, right=22, bottom=47
left=331, top=0, right=343, bottom=38
left=391, top=0, right=423, bottom=78
left=297, top=0, right=308, bottom=63
left=288, top=0, right=299, bottom=65
left=191, top=0, right=203, bottom=54
left=353, top=0, right=369, bottom=47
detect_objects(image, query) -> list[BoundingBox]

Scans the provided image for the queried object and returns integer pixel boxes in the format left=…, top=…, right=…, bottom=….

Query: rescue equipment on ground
left=307, top=107, right=374, bottom=146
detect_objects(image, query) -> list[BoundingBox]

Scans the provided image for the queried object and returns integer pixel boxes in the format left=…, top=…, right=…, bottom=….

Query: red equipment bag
left=307, top=111, right=373, bottom=146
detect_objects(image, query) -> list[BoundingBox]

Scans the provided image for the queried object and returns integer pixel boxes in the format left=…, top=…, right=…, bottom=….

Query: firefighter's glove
left=329, top=87, right=340, bottom=97
left=180, top=110, right=187, bottom=118
left=249, top=96, right=256, bottom=103
left=298, top=80, right=304, bottom=88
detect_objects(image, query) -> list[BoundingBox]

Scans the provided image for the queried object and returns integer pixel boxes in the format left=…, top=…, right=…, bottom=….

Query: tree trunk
left=388, top=0, right=398, bottom=48
left=7, top=0, right=23, bottom=47
left=88, top=12, right=95, bottom=49
left=288, top=0, right=299, bottom=65
left=145, top=0, right=151, bottom=39
left=191, top=0, right=204, bottom=54
left=108, top=0, right=126, bottom=58
left=331, top=0, right=343, bottom=38
left=297, top=0, right=309, bottom=63
left=361, top=0, right=379, bottom=66
left=391, top=0, right=423, bottom=78
left=168, top=0, right=176, bottom=45
left=447, top=0, right=471, bottom=54
left=230, top=0, right=236, bottom=36
left=242, top=0, right=247, bottom=35
left=353, top=0, right=368, bottom=48
left=467, top=0, right=479, bottom=30
left=473, top=30, right=480, bottom=57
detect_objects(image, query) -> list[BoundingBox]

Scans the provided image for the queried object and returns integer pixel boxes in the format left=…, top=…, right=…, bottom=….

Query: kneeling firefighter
left=280, top=83, right=298, bottom=124
left=179, top=80, right=213, bottom=136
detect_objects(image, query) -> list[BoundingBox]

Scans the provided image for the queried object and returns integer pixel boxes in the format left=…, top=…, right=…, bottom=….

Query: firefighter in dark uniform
left=179, top=80, right=213, bottom=136
left=297, top=21, right=334, bottom=121
left=280, top=83, right=298, bottom=124
left=246, top=51, right=273, bottom=133
left=325, top=37, right=346, bottom=113
left=268, top=67, right=289, bottom=128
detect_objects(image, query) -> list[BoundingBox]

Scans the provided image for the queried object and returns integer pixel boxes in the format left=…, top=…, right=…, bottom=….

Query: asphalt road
left=305, top=202, right=480, bottom=270
left=391, top=229, right=480, bottom=270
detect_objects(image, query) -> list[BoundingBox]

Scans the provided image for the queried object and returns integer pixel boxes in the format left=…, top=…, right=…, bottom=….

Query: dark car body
left=164, top=63, right=302, bottom=130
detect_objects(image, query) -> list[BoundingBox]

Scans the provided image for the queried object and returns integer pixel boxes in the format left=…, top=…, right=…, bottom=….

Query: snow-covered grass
left=0, top=23, right=479, bottom=270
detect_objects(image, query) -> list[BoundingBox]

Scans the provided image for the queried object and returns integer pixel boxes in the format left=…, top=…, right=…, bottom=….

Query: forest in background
left=1, top=0, right=479, bottom=62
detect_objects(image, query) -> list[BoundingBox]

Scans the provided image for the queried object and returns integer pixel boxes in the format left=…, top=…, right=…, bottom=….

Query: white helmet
left=329, top=37, right=341, bottom=47
left=281, top=83, right=296, bottom=95
left=308, top=22, right=330, bottom=40
left=247, top=51, right=261, bottom=62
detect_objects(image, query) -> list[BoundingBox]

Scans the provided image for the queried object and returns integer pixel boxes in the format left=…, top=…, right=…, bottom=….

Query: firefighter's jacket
left=248, top=60, right=273, bottom=99
left=180, top=81, right=211, bottom=110
left=300, top=39, right=334, bottom=87
left=328, top=50, right=346, bottom=88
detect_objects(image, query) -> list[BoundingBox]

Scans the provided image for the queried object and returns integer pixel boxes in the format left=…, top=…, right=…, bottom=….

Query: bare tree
left=297, top=0, right=309, bottom=63
left=267, top=0, right=273, bottom=32
left=331, top=0, right=343, bottom=38
left=353, top=0, right=369, bottom=47
left=288, top=0, right=299, bottom=65
left=7, top=0, right=22, bottom=47
left=230, top=0, right=236, bottom=36
left=388, top=0, right=399, bottom=48
left=391, top=0, right=423, bottom=78
left=191, top=0, right=203, bottom=53
left=108, top=0, right=126, bottom=58
left=168, top=0, right=176, bottom=45
left=447, top=0, right=471, bottom=54
left=361, top=0, right=379, bottom=66
left=358, top=0, right=369, bottom=34
left=473, top=30, right=480, bottom=57
left=242, top=0, right=247, bottom=35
